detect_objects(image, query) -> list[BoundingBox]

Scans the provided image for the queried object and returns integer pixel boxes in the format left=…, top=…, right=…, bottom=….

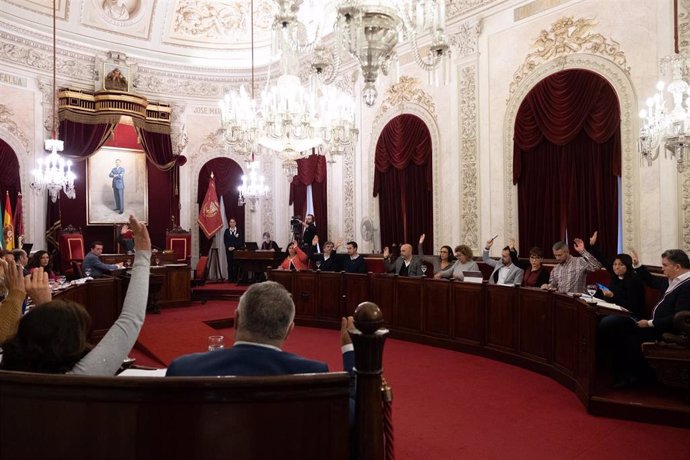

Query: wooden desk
left=235, top=250, right=282, bottom=282
left=54, top=277, right=122, bottom=342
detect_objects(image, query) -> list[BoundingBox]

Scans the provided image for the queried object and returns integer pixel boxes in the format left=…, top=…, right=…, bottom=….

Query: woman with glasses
left=508, top=240, right=550, bottom=287
left=417, top=233, right=456, bottom=275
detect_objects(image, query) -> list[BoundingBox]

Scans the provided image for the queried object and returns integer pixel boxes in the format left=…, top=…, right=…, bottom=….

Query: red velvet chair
left=59, top=225, right=85, bottom=275
left=166, top=225, right=191, bottom=264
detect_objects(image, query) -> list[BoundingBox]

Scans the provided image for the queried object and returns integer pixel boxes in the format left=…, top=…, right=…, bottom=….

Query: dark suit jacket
left=384, top=255, right=423, bottom=276
left=223, top=228, right=243, bottom=256
left=166, top=343, right=354, bottom=377
left=343, top=255, right=368, bottom=274
left=635, top=266, right=690, bottom=332
left=302, top=223, right=317, bottom=249
left=309, top=252, right=342, bottom=271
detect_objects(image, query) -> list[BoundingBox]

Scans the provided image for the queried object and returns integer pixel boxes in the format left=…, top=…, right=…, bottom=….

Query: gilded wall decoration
left=260, top=156, right=274, bottom=240
left=343, top=149, right=355, bottom=243
left=0, top=104, right=30, bottom=154
left=459, top=64, right=480, bottom=251
left=679, top=0, right=690, bottom=52
left=508, top=17, right=630, bottom=97
left=373, top=76, right=436, bottom=127
left=449, top=19, right=481, bottom=58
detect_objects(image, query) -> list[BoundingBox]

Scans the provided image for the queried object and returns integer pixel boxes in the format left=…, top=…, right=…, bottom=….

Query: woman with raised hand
left=417, top=233, right=456, bottom=275
left=279, top=240, right=309, bottom=271
left=1, top=215, right=151, bottom=376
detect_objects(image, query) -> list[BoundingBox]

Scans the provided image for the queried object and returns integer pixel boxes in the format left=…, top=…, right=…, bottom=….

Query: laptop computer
left=243, top=242, right=259, bottom=251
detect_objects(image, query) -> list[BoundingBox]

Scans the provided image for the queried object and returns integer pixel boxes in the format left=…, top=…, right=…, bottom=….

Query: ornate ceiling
left=0, top=0, right=498, bottom=70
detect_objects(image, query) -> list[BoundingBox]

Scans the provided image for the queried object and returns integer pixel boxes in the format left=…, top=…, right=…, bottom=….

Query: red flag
left=14, top=192, right=23, bottom=242
left=4, top=191, right=14, bottom=250
left=197, top=175, right=223, bottom=239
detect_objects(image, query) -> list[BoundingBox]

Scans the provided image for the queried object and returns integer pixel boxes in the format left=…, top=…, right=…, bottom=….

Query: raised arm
left=71, top=215, right=151, bottom=376
left=0, top=259, right=25, bottom=343
left=573, top=238, right=602, bottom=272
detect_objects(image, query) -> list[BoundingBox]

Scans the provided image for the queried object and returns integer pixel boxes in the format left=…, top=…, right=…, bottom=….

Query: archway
left=373, top=114, right=433, bottom=253
left=0, top=138, right=22, bottom=249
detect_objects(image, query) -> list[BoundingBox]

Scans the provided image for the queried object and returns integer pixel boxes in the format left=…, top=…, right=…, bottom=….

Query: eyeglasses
left=529, top=255, right=543, bottom=260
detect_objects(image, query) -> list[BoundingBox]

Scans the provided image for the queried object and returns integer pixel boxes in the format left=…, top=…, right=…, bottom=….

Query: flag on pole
left=197, top=174, right=223, bottom=239
left=3, top=191, right=14, bottom=250
left=14, top=192, right=24, bottom=246
left=0, top=198, right=3, bottom=250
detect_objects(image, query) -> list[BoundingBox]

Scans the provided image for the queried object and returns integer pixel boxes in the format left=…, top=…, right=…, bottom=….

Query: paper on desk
left=591, top=298, right=630, bottom=313
left=119, top=368, right=167, bottom=377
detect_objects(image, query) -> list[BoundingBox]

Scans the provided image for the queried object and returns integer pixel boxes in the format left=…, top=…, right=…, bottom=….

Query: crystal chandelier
left=277, top=0, right=451, bottom=107
left=639, top=53, right=690, bottom=173
left=315, top=84, right=359, bottom=155
left=31, top=0, right=76, bottom=203
left=238, top=157, right=269, bottom=208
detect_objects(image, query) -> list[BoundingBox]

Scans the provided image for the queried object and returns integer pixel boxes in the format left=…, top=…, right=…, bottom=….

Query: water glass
left=421, top=265, right=428, bottom=276
left=586, top=284, right=597, bottom=300
left=315, top=260, right=322, bottom=270
left=208, top=335, right=225, bottom=351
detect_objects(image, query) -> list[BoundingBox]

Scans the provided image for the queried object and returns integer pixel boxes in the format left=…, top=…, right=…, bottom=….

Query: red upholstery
left=165, top=229, right=191, bottom=264
left=364, top=257, right=385, bottom=273
left=195, top=256, right=208, bottom=281
left=59, top=227, right=85, bottom=274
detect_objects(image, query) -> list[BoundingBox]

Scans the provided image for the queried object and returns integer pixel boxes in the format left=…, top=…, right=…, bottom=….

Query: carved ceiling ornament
left=0, top=104, right=30, bottom=154
left=509, top=16, right=630, bottom=97
left=446, top=0, right=496, bottom=18
left=171, top=0, right=274, bottom=41
left=448, top=19, right=481, bottom=58
left=373, top=76, right=436, bottom=127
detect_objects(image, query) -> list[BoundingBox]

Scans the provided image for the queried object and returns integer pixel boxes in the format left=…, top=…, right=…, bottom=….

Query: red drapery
left=197, top=158, right=245, bottom=256
left=374, top=115, right=433, bottom=253
left=0, top=139, right=21, bottom=214
left=289, top=154, right=328, bottom=245
left=54, top=122, right=182, bottom=251
left=513, top=69, right=621, bottom=258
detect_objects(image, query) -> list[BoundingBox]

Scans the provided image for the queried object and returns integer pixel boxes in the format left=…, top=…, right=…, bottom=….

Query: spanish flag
left=4, top=191, right=14, bottom=250
left=197, top=174, right=223, bottom=239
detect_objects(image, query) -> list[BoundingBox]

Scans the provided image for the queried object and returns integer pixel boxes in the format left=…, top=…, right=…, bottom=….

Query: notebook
left=462, top=271, right=484, bottom=283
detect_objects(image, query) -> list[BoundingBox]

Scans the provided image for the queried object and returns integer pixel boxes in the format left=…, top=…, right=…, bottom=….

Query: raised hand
left=485, top=237, right=495, bottom=249
left=340, top=316, right=355, bottom=346
left=573, top=238, right=585, bottom=253
left=419, top=233, right=426, bottom=245
left=589, top=231, right=598, bottom=247
left=631, top=249, right=640, bottom=267
left=1, top=259, right=25, bottom=296
left=508, top=238, right=516, bottom=250
left=312, top=235, right=319, bottom=245
left=383, top=246, right=390, bottom=259
left=24, top=267, right=52, bottom=306
left=129, top=215, right=151, bottom=252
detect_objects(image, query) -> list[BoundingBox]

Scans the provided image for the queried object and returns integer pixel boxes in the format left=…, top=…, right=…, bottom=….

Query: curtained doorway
left=197, top=158, right=245, bottom=275
left=373, top=114, right=433, bottom=255
left=513, top=69, right=621, bottom=259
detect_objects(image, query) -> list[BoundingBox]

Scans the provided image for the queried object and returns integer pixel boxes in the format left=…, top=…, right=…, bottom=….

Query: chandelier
left=639, top=53, right=689, bottom=173
left=238, top=157, right=269, bottom=208
left=276, top=0, right=450, bottom=107
left=31, top=0, right=76, bottom=203
left=220, top=0, right=358, bottom=180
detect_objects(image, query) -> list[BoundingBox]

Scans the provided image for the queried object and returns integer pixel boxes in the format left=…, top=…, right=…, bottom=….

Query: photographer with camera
left=298, top=214, right=319, bottom=254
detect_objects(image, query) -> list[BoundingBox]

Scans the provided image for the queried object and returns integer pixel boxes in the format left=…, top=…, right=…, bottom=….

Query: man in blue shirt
left=109, top=159, right=125, bottom=214
left=82, top=241, right=122, bottom=277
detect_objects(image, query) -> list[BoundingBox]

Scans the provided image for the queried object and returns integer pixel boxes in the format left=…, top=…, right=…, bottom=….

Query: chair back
left=59, top=225, right=85, bottom=274
left=70, top=260, right=83, bottom=279
left=166, top=225, right=191, bottom=264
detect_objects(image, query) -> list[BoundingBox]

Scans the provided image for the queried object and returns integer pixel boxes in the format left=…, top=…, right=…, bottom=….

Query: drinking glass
left=586, top=284, right=597, bottom=300
left=208, top=335, right=225, bottom=351
left=315, top=260, right=322, bottom=271
left=84, top=268, right=92, bottom=278
left=421, top=265, right=428, bottom=276
left=57, top=275, right=67, bottom=287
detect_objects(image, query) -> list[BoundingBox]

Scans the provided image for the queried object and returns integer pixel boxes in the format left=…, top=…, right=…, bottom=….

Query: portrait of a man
left=88, top=147, right=147, bottom=224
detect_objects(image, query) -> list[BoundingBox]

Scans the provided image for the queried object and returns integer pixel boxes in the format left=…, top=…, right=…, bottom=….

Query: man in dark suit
left=166, top=281, right=354, bottom=377
left=612, top=249, right=690, bottom=388
left=342, top=241, right=368, bottom=274
left=383, top=243, right=423, bottom=276
left=309, top=237, right=342, bottom=271
left=223, top=218, right=243, bottom=283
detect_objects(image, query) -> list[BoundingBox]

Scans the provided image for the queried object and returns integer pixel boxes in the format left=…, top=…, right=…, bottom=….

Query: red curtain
left=289, top=154, right=328, bottom=245
left=513, top=69, right=621, bottom=258
left=0, top=139, right=21, bottom=213
left=197, top=158, right=245, bottom=256
left=374, top=115, right=433, bottom=253
left=54, top=122, right=181, bottom=252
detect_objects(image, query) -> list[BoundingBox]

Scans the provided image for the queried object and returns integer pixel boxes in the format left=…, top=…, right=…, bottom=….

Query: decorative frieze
left=458, top=64, right=480, bottom=251
left=373, top=76, right=436, bottom=128
left=449, top=20, right=481, bottom=58
left=0, top=104, right=30, bottom=154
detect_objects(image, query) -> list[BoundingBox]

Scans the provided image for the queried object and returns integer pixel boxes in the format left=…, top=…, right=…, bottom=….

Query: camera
left=290, top=216, right=301, bottom=227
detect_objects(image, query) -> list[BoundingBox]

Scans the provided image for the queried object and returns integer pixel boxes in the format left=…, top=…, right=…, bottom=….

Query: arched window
left=513, top=69, right=621, bottom=258
left=374, top=114, right=433, bottom=253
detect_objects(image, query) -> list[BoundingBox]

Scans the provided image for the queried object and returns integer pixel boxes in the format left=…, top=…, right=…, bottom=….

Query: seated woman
left=27, top=250, right=58, bottom=281
left=418, top=233, right=456, bottom=275
left=507, top=241, right=549, bottom=288
left=0, top=215, right=151, bottom=376
left=279, top=241, right=309, bottom=271
left=260, top=232, right=280, bottom=251
left=435, top=245, right=479, bottom=280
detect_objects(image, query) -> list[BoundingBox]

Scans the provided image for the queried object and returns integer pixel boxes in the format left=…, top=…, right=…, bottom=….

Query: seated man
left=166, top=281, right=354, bottom=376
left=542, top=239, right=601, bottom=293
left=483, top=237, right=524, bottom=285
left=383, top=243, right=423, bottom=276
left=309, top=236, right=342, bottom=272
left=82, top=241, right=123, bottom=278
left=342, top=241, right=368, bottom=274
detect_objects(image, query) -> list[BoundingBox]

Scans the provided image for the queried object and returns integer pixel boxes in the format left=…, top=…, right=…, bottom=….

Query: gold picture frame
left=87, top=146, right=148, bottom=224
